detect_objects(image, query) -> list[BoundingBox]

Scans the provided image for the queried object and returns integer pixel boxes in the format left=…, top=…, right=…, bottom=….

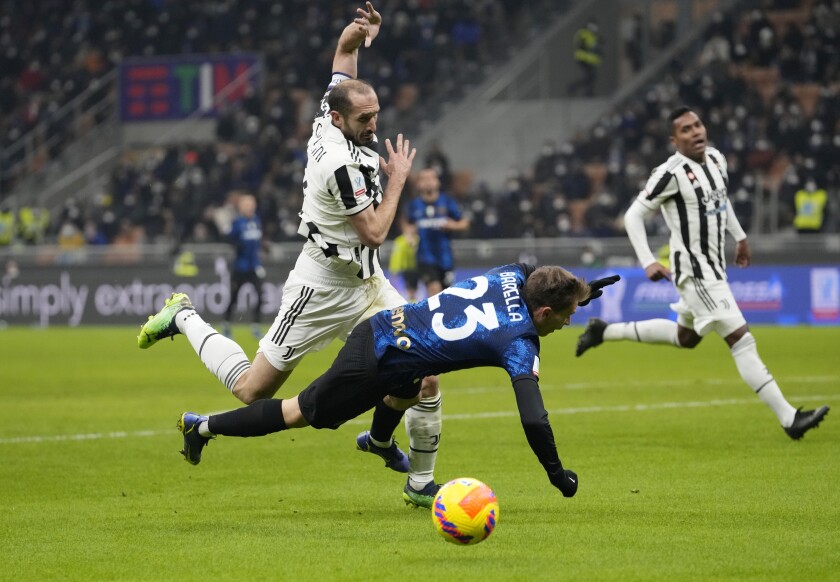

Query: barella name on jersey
left=499, top=272, right=524, bottom=322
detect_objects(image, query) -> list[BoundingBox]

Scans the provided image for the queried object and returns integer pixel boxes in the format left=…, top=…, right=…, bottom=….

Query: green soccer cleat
left=403, top=480, right=442, bottom=510
left=137, top=292, right=194, bottom=349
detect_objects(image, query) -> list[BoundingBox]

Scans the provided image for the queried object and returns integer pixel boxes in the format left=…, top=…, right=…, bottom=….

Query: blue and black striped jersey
left=369, top=263, right=540, bottom=386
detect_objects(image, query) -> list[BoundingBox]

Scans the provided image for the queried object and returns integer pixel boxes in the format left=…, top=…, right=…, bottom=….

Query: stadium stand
left=0, top=0, right=836, bottom=249
left=0, top=0, right=570, bottom=246
left=489, top=0, right=838, bottom=239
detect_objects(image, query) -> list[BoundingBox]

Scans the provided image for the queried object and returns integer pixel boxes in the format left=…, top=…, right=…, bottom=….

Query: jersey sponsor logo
left=705, top=204, right=726, bottom=217
left=701, top=187, right=728, bottom=206
left=498, top=272, right=524, bottom=322
left=390, top=305, right=412, bottom=349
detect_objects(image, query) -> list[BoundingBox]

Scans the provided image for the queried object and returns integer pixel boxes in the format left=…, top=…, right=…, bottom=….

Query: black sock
left=208, top=399, right=287, bottom=437
left=370, top=400, right=405, bottom=444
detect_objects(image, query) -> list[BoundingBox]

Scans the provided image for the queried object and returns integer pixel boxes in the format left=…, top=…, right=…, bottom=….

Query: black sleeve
left=512, top=376, right=563, bottom=476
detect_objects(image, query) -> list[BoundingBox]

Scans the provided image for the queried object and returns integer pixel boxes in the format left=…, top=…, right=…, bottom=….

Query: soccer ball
left=432, top=477, right=499, bottom=545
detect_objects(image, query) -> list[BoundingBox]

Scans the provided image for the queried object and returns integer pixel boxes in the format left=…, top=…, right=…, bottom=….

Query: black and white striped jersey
left=297, top=73, right=384, bottom=280
left=636, top=146, right=735, bottom=285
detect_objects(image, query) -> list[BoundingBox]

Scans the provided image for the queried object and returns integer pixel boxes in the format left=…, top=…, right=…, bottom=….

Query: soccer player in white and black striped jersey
left=575, top=106, right=829, bottom=440
left=139, top=3, right=445, bottom=503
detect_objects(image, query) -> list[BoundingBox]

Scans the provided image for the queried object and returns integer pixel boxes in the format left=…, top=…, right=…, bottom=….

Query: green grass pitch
left=1, top=325, right=838, bottom=580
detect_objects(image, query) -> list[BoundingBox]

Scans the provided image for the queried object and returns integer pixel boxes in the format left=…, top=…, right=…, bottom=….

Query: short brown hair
left=522, top=266, right=589, bottom=313
left=327, top=79, right=375, bottom=117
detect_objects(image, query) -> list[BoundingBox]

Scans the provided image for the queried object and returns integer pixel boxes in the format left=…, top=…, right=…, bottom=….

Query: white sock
left=198, top=420, right=214, bottom=437
left=176, top=310, right=251, bottom=393
left=405, top=394, right=442, bottom=490
left=603, top=319, right=679, bottom=346
left=730, top=332, right=796, bottom=426
left=368, top=434, right=392, bottom=449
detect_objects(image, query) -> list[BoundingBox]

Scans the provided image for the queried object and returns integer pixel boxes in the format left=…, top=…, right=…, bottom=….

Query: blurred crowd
left=0, top=0, right=568, bottom=246
left=474, top=0, right=839, bottom=238
left=0, top=0, right=837, bottom=249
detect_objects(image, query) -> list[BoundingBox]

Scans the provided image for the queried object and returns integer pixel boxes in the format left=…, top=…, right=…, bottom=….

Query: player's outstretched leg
left=137, top=293, right=194, bottom=348
left=139, top=292, right=253, bottom=397
left=784, top=406, right=829, bottom=440
left=177, top=412, right=213, bottom=465
left=575, top=318, right=607, bottom=357
left=356, top=431, right=409, bottom=473
left=402, top=480, right=441, bottom=510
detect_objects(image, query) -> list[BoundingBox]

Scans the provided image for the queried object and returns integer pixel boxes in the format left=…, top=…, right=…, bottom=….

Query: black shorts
left=417, top=262, right=454, bottom=289
left=296, top=321, right=421, bottom=429
left=231, top=269, right=263, bottom=291
left=401, top=269, right=419, bottom=290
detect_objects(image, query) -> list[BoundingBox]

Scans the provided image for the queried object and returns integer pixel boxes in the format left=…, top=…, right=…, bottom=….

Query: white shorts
left=258, top=251, right=406, bottom=371
left=670, top=277, right=747, bottom=338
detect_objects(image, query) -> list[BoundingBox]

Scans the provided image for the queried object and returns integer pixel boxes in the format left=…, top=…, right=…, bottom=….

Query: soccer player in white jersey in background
left=575, top=106, right=829, bottom=440
left=138, top=3, right=445, bottom=505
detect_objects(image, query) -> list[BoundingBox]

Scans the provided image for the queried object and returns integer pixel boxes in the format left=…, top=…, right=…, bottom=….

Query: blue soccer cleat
left=355, top=431, right=409, bottom=473
left=177, top=412, right=213, bottom=465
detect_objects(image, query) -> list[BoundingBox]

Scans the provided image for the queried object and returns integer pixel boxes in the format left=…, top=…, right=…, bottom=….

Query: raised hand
left=578, top=274, right=621, bottom=306
left=355, top=2, right=382, bottom=48
left=379, top=134, right=416, bottom=183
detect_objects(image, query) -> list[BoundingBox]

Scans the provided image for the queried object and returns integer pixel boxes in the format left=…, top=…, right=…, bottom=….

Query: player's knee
left=232, top=375, right=278, bottom=405
left=419, top=375, right=440, bottom=399
left=724, top=324, right=749, bottom=347
left=677, top=328, right=702, bottom=349
left=384, top=394, right=419, bottom=411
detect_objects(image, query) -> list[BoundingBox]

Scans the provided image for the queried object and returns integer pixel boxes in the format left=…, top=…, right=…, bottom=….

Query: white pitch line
left=0, top=394, right=833, bottom=445
left=459, top=375, right=839, bottom=394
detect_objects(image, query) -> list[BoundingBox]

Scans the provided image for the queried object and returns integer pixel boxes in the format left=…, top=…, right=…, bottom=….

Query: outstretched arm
left=333, top=2, right=382, bottom=78
left=512, top=376, right=578, bottom=497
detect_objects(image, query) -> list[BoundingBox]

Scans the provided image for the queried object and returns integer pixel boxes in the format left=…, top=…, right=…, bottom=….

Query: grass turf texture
left=1, top=325, right=837, bottom=580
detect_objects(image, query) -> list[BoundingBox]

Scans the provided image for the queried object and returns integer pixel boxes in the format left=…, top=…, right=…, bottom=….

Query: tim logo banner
left=120, top=54, right=262, bottom=122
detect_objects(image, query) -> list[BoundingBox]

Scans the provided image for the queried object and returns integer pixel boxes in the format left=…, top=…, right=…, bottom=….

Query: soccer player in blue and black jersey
left=176, top=264, right=619, bottom=500
left=221, top=194, right=264, bottom=339
left=407, top=168, right=469, bottom=297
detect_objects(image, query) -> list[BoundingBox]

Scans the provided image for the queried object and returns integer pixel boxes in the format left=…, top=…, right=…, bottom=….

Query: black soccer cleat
left=575, top=318, right=607, bottom=357
left=784, top=406, right=829, bottom=440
